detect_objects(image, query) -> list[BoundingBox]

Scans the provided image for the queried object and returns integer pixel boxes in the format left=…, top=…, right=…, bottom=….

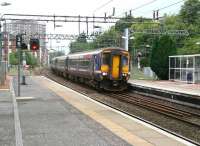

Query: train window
left=102, top=53, right=110, bottom=65
left=122, top=56, right=128, bottom=66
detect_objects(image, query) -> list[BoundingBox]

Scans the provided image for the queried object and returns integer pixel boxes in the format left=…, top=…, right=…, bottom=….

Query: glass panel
left=170, top=57, right=175, bottom=68
left=102, top=53, right=110, bottom=65
left=187, top=57, right=193, bottom=68
left=195, top=56, right=200, bottom=68
left=175, top=57, right=180, bottom=68
left=122, top=56, right=128, bottom=66
left=181, top=57, right=187, bottom=68
left=181, top=69, right=187, bottom=81
left=170, top=69, right=175, bottom=80
left=195, top=69, right=200, bottom=82
left=175, top=69, right=180, bottom=80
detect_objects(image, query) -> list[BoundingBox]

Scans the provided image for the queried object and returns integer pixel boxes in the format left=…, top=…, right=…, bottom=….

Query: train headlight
left=122, top=65, right=129, bottom=73
left=102, top=72, right=108, bottom=76
left=101, top=65, right=109, bottom=73
left=122, top=73, right=127, bottom=76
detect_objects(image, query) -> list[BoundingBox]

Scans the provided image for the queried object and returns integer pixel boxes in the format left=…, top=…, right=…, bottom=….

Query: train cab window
left=122, top=56, right=128, bottom=66
left=102, top=53, right=110, bottom=65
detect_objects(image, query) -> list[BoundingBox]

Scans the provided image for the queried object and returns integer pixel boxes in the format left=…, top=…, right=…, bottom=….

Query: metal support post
left=17, top=46, right=21, bottom=96
left=78, top=15, right=80, bottom=35
left=21, top=52, right=26, bottom=85
left=86, top=17, right=88, bottom=36
left=16, top=34, right=22, bottom=96
left=124, top=28, right=129, bottom=51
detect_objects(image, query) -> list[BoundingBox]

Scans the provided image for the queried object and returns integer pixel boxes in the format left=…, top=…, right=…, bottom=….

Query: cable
left=158, top=0, right=186, bottom=11
left=117, top=0, right=157, bottom=17
left=93, top=0, right=114, bottom=14
left=131, top=0, right=157, bottom=11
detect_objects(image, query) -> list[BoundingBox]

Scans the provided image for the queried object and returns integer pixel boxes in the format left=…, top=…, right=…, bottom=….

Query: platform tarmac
left=129, top=80, right=200, bottom=108
left=2, top=76, right=195, bottom=146
left=0, top=90, right=15, bottom=146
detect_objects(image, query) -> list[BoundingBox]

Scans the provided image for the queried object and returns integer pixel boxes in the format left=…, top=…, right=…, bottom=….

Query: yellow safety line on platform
left=40, top=78, right=154, bottom=146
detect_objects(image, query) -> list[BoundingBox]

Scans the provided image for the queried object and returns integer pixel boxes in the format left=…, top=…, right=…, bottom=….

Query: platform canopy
left=169, top=54, right=200, bottom=83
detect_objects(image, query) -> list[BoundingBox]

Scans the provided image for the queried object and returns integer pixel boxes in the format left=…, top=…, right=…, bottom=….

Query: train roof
left=67, top=47, right=127, bottom=59
left=53, top=55, right=67, bottom=61
left=51, top=47, right=129, bottom=61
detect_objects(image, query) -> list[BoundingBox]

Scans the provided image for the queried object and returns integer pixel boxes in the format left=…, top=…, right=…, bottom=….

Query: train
left=50, top=47, right=131, bottom=91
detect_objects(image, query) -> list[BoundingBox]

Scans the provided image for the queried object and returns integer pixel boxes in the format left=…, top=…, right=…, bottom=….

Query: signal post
left=16, top=34, right=39, bottom=96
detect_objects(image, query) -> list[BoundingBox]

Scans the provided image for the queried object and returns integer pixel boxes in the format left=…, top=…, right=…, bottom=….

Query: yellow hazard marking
left=40, top=78, right=155, bottom=146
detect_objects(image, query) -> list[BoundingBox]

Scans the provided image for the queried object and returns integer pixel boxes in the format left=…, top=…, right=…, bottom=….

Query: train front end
left=100, top=48, right=130, bottom=91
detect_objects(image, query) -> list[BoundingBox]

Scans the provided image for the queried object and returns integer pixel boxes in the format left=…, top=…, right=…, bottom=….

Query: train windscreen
left=122, top=56, right=128, bottom=66
left=102, top=53, right=110, bottom=65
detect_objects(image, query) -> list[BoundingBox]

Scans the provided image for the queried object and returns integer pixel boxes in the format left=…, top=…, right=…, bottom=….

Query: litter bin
left=187, top=72, right=193, bottom=84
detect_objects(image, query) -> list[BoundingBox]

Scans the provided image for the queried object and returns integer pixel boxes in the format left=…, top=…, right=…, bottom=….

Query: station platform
left=1, top=76, right=196, bottom=146
left=129, top=80, right=200, bottom=108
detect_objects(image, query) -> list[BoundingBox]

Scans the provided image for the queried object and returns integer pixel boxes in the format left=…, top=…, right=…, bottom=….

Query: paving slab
left=0, top=90, right=15, bottom=146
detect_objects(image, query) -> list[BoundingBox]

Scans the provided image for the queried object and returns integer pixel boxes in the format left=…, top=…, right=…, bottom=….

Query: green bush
left=150, top=35, right=176, bottom=80
left=9, top=52, right=38, bottom=67
left=140, top=57, right=150, bottom=68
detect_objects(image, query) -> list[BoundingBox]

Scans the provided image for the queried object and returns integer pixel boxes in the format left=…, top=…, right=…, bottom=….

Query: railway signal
left=16, top=34, right=22, bottom=48
left=30, top=38, right=40, bottom=51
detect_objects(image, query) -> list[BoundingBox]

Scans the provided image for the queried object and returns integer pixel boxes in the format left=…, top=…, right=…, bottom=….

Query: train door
left=112, top=55, right=120, bottom=79
left=93, top=55, right=99, bottom=75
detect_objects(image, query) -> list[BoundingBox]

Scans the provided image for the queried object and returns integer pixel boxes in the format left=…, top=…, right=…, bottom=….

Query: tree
left=93, top=27, right=120, bottom=48
left=77, top=32, right=87, bottom=43
left=150, top=35, right=176, bottom=79
left=69, top=32, right=95, bottom=53
left=115, top=15, right=134, bottom=33
left=180, top=0, right=200, bottom=25
left=177, top=37, right=200, bottom=55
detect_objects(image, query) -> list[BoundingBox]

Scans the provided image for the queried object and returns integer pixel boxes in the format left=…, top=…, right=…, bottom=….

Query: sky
left=0, top=0, right=185, bottom=53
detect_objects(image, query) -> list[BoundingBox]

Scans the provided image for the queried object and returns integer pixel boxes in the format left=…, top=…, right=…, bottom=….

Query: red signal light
left=32, top=45, right=37, bottom=50
left=30, top=38, right=40, bottom=51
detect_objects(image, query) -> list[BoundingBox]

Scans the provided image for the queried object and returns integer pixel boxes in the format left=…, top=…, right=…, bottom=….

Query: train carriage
left=51, top=47, right=130, bottom=91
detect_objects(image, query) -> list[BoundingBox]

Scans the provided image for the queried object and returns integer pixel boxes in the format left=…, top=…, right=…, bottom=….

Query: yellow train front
left=95, top=48, right=130, bottom=91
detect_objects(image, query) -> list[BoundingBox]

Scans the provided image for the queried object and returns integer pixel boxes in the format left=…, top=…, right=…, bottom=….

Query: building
left=3, top=20, right=47, bottom=65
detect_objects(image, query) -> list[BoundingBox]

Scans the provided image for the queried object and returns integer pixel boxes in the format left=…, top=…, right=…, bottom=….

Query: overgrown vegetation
left=9, top=52, right=38, bottom=68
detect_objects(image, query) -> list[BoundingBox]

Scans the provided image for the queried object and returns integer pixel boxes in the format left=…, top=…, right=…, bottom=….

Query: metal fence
left=0, top=61, right=6, bottom=85
left=169, top=54, right=200, bottom=83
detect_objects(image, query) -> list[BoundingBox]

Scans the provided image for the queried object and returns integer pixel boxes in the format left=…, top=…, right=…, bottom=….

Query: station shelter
left=169, top=54, right=200, bottom=83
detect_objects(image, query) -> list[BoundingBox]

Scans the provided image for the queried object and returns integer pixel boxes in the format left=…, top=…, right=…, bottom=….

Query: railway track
left=105, top=92, right=200, bottom=128
left=42, top=70, right=200, bottom=145
left=43, top=70, right=200, bottom=128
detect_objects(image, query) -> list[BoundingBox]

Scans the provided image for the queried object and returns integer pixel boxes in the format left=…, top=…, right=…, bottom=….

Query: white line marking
left=42, top=76, right=197, bottom=146
left=10, top=79, right=23, bottom=146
